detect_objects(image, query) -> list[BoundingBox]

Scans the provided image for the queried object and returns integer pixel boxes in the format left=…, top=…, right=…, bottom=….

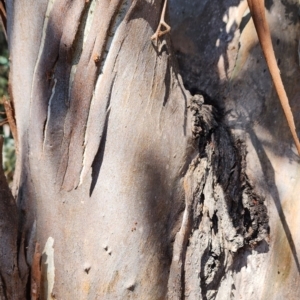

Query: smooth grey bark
left=2, top=0, right=300, bottom=299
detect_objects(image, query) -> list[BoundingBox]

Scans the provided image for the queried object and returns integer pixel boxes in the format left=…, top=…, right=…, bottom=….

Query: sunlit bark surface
left=3, top=0, right=300, bottom=299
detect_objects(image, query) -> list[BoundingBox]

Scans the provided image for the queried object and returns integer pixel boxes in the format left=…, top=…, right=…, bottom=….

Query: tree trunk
left=2, top=0, right=300, bottom=299
left=0, top=137, right=26, bottom=299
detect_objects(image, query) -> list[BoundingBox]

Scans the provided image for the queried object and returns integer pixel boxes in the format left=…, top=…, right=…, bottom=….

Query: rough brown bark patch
left=168, top=94, right=269, bottom=299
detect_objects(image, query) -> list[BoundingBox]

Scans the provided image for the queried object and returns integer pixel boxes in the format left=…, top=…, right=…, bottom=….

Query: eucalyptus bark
left=1, top=0, right=300, bottom=299
left=0, top=137, right=26, bottom=299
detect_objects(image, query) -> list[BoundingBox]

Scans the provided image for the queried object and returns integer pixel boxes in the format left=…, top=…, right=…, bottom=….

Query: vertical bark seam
left=29, top=0, right=56, bottom=114
left=42, top=78, right=57, bottom=152
left=79, top=74, right=116, bottom=185
left=67, top=0, right=96, bottom=106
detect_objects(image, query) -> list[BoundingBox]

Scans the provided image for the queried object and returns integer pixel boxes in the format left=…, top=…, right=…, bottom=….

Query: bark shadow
left=231, top=240, right=269, bottom=273
left=170, top=0, right=300, bottom=162
left=248, top=125, right=300, bottom=273
left=89, top=111, right=110, bottom=197
left=136, top=152, right=175, bottom=296
left=169, top=0, right=240, bottom=98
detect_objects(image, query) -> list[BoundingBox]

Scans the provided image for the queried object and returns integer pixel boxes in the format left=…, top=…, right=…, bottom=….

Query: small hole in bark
left=211, top=261, right=216, bottom=269
left=126, top=283, right=135, bottom=291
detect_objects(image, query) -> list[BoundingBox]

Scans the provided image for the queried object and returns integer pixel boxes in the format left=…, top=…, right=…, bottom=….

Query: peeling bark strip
left=31, top=243, right=41, bottom=300
left=168, top=95, right=269, bottom=299
left=60, top=0, right=132, bottom=190
left=25, top=0, right=134, bottom=191
left=28, top=0, right=88, bottom=174
left=21, top=0, right=175, bottom=193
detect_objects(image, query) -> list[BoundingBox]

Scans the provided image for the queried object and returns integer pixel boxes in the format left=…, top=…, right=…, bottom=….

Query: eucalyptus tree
left=1, top=0, right=300, bottom=299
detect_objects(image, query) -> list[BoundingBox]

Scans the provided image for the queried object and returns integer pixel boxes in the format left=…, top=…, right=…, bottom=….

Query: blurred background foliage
left=0, top=26, right=15, bottom=183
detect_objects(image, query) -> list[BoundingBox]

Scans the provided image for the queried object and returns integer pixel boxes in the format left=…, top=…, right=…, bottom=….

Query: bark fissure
left=168, top=94, right=269, bottom=299
left=67, top=0, right=95, bottom=106
left=8, top=0, right=299, bottom=298
left=42, top=51, right=60, bottom=150
left=42, top=78, right=57, bottom=152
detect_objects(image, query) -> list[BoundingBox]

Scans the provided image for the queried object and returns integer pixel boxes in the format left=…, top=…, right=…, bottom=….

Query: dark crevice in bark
left=42, top=53, right=59, bottom=147
left=87, top=73, right=115, bottom=195
left=168, top=94, right=269, bottom=299
left=163, top=56, right=171, bottom=106
left=96, top=0, right=131, bottom=77
left=67, top=0, right=93, bottom=106
left=89, top=110, right=110, bottom=196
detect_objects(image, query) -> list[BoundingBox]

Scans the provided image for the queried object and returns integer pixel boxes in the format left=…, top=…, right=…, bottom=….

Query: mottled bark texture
left=3, top=0, right=300, bottom=299
left=0, top=137, right=26, bottom=299
left=168, top=95, right=268, bottom=299
left=170, top=0, right=300, bottom=299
